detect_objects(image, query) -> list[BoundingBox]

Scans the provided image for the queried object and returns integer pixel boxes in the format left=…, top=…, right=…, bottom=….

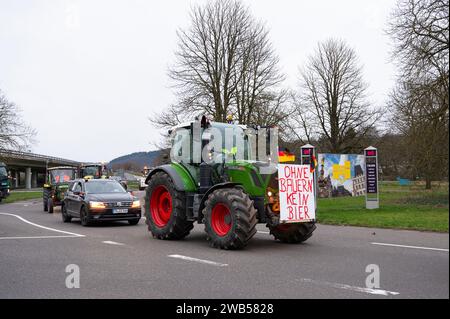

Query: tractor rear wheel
left=43, top=189, right=49, bottom=212
left=203, top=188, right=257, bottom=250
left=144, top=172, right=193, bottom=240
left=267, top=222, right=316, bottom=243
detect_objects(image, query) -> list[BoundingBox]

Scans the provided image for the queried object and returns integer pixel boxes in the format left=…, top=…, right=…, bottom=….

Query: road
left=0, top=194, right=448, bottom=299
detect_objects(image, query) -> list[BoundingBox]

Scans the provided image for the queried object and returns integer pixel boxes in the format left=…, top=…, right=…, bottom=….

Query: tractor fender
left=145, top=165, right=193, bottom=192
left=198, top=182, right=242, bottom=219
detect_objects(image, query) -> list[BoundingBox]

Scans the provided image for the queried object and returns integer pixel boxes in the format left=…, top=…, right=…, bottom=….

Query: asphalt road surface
left=0, top=194, right=448, bottom=299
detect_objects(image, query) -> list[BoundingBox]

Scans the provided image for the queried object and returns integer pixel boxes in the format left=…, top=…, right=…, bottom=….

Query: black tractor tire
left=203, top=188, right=257, bottom=250
left=61, top=204, right=72, bottom=223
left=267, top=222, right=316, bottom=244
left=80, top=206, right=92, bottom=226
left=128, top=219, right=139, bottom=225
left=43, top=189, right=49, bottom=212
left=144, top=172, right=193, bottom=240
left=47, top=197, right=54, bottom=214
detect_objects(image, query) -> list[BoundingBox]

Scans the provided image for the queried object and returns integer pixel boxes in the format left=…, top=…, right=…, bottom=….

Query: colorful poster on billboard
left=317, top=153, right=366, bottom=198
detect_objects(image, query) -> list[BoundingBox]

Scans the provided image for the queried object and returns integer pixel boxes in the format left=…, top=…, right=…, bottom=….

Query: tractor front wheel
left=203, top=188, right=257, bottom=250
left=267, top=222, right=316, bottom=243
left=47, top=197, right=54, bottom=214
left=144, top=172, right=193, bottom=240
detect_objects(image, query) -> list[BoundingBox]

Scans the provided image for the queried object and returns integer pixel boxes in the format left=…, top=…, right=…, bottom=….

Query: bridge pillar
left=25, top=167, right=32, bottom=189
left=15, top=171, right=19, bottom=188
left=32, top=171, right=37, bottom=188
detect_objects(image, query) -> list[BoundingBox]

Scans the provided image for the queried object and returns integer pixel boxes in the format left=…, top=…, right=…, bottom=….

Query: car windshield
left=85, top=181, right=126, bottom=194
left=50, top=169, right=75, bottom=183
left=0, top=167, right=7, bottom=177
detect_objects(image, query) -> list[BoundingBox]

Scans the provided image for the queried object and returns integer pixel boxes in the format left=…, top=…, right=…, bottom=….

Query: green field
left=126, top=180, right=140, bottom=191
left=1, top=191, right=42, bottom=204
left=317, top=181, right=449, bottom=232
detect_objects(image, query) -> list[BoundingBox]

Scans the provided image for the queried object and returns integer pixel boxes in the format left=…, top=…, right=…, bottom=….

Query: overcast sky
left=0, top=0, right=396, bottom=162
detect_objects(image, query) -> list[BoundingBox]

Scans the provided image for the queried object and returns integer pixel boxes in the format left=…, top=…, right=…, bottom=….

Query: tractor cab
left=43, top=166, right=78, bottom=213
left=80, top=163, right=109, bottom=180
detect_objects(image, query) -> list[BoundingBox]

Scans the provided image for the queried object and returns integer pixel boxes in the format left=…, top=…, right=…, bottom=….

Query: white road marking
left=0, top=235, right=82, bottom=240
left=299, top=278, right=400, bottom=296
left=168, top=254, right=228, bottom=267
left=102, top=240, right=125, bottom=246
left=257, top=231, right=270, bottom=234
left=371, top=242, right=449, bottom=252
left=0, top=212, right=85, bottom=237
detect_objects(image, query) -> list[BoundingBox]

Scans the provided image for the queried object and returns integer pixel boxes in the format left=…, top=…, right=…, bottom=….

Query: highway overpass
left=0, top=150, right=81, bottom=189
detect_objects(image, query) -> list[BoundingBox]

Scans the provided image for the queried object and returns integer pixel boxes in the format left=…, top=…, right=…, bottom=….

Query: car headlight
left=131, top=200, right=141, bottom=208
left=90, top=201, right=106, bottom=209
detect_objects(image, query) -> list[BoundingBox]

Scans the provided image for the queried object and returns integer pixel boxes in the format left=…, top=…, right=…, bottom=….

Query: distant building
left=352, top=164, right=365, bottom=196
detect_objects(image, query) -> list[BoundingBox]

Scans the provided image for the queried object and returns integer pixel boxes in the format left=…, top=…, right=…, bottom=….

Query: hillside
left=109, top=150, right=162, bottom=170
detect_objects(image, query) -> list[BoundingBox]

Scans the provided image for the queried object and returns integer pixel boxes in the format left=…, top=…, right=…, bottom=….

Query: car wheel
left=128, top=219, right=139, bottom=225
left=61, top=204, right=72, bottom=223
left=80, top=206, right=92, bottom=226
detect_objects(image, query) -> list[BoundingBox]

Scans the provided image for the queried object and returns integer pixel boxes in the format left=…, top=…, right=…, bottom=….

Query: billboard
left=317, top=153, right=366, bottom=198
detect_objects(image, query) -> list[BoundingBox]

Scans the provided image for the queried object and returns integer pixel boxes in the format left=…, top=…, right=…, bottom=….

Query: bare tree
left=0, top=89, right=36, bottom=151
left=152, top=0, right=285, bottom=128
left=387, top=0, right=449, bottom=84
left=387, top=0, right=449, bottom=188
left=293, top=39, right=379, bottom=153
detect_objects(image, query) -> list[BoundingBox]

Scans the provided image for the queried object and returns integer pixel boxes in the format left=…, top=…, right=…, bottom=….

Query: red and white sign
left=278, top=164, right=315, bottom=223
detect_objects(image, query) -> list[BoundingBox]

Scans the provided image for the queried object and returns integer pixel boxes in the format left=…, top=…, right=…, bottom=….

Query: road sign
left=365, top=146, right=379, bottom=209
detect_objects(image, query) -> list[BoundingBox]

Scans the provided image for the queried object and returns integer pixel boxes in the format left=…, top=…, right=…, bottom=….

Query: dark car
left=62, top=178, right=141, bottom=226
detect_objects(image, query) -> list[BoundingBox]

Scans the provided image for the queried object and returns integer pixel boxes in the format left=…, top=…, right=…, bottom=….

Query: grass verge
left=1, top=191, right=42, bottom=204
left=317, top=181, right=449, bottom=232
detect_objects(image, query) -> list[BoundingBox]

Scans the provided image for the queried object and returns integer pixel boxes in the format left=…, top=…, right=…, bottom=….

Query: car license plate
left=113, top=208, right=128, bottom=214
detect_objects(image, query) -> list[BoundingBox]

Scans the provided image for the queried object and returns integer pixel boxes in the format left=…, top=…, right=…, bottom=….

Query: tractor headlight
left=90, top=201, right=106, bottom=209
left=131, top=200, right=141, bottom=208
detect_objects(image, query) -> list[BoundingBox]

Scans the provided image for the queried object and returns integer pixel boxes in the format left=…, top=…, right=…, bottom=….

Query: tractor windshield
left=207, top=122, right=279, bottom=165
left=50, top=169, right=75, bottom=183
left=82, top=166, right=100, bottom=178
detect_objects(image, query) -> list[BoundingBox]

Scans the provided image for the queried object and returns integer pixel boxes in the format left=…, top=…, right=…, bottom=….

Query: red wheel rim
left=150, top=185, right=172, bottom=227
left=211, top=203, right=232, bottom=236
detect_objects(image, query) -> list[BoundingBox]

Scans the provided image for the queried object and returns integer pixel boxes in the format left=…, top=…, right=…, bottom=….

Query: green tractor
left=144, top=117, right=316, bottom=249
left=80, top=163, right=109, bottom=180
left=43, top=166, right=78, bottom=213
left=0, top=162, right=11, bottom=203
